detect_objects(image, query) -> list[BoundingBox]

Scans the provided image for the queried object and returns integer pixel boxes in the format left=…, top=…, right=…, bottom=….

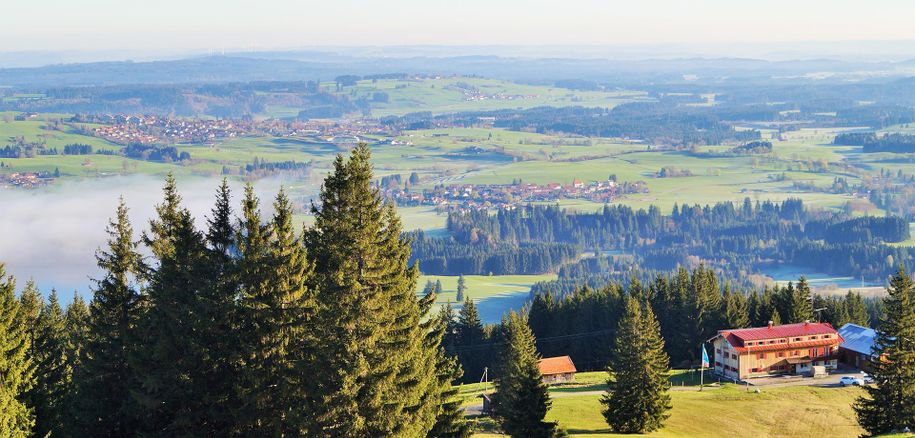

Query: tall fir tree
left=456, top=274, right=466, bottom=303
left=0, top=265, right=34, bottom=437
left=423, top=287, right=471, bottom=438
left=133, top=174, right=211, bottom=434
left=73, top=199, right=143, bottom=436
left=456, top=297, right=487, bottom=383
left=855, top=266, right=915, bottom=435
left=845, top=291, right=870, bottom=327
left=196, top=179, right=241, bottom=434
left=722, top=287, right=750, bottom=329
left=788, top=277, right=814, bottom=323
left=62, top=292, right=89, bottom=433
left=686, top=265, right=720, bottom=361
left=305, top=144, right=441, bottom=436
left=602, top=296, right=671, bottom=434
left=492, top=311, right=562, bottom=438
left=29, top=290, right=72, bottom=437
left=236, top=187, right=315, bottom=434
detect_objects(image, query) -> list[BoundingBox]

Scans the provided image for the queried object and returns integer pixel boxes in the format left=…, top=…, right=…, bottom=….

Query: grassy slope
left=415, top=274, right=556, bottom=305
left=471, top=383, right=867, bottom=437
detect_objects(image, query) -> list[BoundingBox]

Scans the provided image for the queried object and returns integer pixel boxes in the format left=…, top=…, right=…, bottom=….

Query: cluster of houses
left=383, top=179, right=643, bottom=210
left=3, top=172, right=52, bottom=188
left=74, top=114, right=396, bottom=146
left=85, top=115, right=249, bottom=145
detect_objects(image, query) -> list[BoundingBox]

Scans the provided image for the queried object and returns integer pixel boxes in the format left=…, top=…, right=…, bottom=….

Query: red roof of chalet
left=538, top=356, right=577, bottom=376
left=719, top=322, right=843, bottom=353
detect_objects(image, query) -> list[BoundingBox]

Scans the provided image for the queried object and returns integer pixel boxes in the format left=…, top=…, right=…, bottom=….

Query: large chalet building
left=713, top=321, right=843, bottom=380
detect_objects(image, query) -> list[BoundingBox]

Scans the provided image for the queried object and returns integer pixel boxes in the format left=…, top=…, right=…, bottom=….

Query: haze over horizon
left=5, top=0, right=915, bottom=62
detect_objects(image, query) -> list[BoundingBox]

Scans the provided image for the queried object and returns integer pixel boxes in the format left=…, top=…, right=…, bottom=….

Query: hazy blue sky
left=4, top=0, right=915, bottom=52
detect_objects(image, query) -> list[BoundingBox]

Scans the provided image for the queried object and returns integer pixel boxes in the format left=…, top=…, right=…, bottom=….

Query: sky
left=4, top=0, right=915, bottom=53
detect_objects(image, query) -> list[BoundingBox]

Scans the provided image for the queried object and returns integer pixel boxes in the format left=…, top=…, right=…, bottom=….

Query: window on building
left=716, top=348, right=721, bottom=354
left=757, top=353, right=766, bottom=359
left=751, top=368, right=758, bottom=373
left=823, top=334, right=830, bottom=339
left=778, top=351, right=785, bottom=357
left=732, top=354, right=738, bottom=360
left=810, top=336, right=818, bottom=340
left=779, top=339, right=787, bottom=343
left=792, top=350, right=799, bottom=356
left=794, top=337, right=802, bottom=342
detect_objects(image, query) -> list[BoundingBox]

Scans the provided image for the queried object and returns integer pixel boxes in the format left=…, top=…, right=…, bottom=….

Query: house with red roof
left=538, top=355, right=577, bottom=384
left=712, top=321, right=843, bottom=380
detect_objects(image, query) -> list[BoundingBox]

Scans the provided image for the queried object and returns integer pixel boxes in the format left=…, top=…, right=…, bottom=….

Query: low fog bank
left=0, top=175, right=303, bottom=301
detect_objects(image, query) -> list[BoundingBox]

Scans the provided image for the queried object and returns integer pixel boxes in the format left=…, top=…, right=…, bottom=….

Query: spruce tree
left=457, top=297, right=486, bottom=382
left=133, top=174, right=211, bottom=434
left=722, top=287, right=749, bottom=328
left=845, top=291, right=870, bottom=327
left=305, top=144, right=441, bottom=436
left=855, top=266, right=915, bottom=435
left=197, top=179, right=241, bottom=433
left=788, top=277, right=814, bottom=323
left=425, top=288, right=471, bottom=438
left=17, top=280, right=43, bottom=343
left=0, top=265, right=34, bottom=437
left=73, top=198, right=143, bottom=436
left=492, top=311, right=561, bottom=438
left=686, top=265, right=720, bottom=361
left=235, top=187, right=315, bottom=434
left=456, top=274, right=466, bottom=303
left=29, top=290, right=71, bottom=437
left=602, top=296, right=671, bottom=434
left=62, top=292, right=89, bottom=432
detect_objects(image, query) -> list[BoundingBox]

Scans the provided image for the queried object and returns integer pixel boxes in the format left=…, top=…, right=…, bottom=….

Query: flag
left=701, top=344, right=710, bottom=368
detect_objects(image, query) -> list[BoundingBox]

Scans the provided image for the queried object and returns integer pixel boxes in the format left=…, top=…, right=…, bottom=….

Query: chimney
left=767, top=321, right=773, bottom=329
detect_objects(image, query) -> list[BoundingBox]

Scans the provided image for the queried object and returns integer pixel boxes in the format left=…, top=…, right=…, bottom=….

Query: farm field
left=415, top=274, right=556, bottom=323
left=322, top=77, right=652, bottom=117
left=1, top=113, right=900, bottom=217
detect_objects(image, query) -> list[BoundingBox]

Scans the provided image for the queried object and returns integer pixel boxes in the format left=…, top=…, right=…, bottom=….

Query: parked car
left=860, top=373, right=875, bottom=384
left=840, top=376, right=865, bottom=386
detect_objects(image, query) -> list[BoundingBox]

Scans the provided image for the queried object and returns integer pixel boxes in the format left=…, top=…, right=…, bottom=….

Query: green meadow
left=468, top=382, right=867, bottom=437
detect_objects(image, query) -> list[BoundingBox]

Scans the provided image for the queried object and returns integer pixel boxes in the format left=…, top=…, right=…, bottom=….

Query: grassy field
left=325, top=77, right=652, bottom=117
left=1, top=113, right=892, bottom=216
left=470, top=384, right=868, bottom=437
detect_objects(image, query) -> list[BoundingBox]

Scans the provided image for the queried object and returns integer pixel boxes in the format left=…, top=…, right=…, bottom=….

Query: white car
left=860, top=373, right=875, bottom=384
left=840, top=376, right=865, bottom=386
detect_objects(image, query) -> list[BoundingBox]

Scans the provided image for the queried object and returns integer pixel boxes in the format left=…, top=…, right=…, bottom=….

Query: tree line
left=443, top=198, right=912, bottom=281
left=445, top=265, right=874, bottom=379
left=834, top=132, right=915, bottom=153
left=409, top=231, right=579, bottom=275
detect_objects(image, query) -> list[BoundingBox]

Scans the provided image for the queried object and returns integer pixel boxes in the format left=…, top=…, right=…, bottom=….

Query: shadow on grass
left=565, top=427, right=613, bottom=434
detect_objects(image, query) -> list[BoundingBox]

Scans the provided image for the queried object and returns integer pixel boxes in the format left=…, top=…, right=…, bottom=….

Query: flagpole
left=700, top=343, right=705, bottom=391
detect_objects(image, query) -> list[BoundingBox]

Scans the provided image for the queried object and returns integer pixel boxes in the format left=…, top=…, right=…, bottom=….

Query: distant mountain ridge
left=1, top=52, right=913, bottom=89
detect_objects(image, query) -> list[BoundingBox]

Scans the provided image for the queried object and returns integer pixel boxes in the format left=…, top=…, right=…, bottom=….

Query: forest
left=438, top=200, right=911, bottom=281
left=834, top=132, right=915, bottom=153
left=0, top=145, right=472, bottom=436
